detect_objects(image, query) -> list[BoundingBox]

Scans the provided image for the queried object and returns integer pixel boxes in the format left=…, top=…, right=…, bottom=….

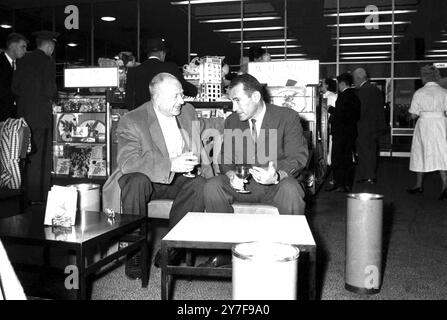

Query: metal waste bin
left=345, top=193, right=383, bottom=294
left=232, top=241, right=299, bottom=300
left=67, top=183, right=100, bottom=212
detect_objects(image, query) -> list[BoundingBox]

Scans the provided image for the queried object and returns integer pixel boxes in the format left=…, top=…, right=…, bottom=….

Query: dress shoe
left=438, top=189, right=447, bottom=200
left=197, top=254, right=232, bottom=268
left=406, top=187, right=424, bottom=194
left=153, top=248, right=184, bottom=268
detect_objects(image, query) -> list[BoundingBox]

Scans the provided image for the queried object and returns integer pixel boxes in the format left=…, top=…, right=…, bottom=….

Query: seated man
left=202, top=74, right=308, bottom=266
left=102, top=73, right=213, bottom=268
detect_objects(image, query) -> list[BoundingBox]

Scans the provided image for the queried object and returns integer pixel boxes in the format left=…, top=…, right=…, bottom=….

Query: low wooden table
left=161, top=212, right=317, bottom=300
left=0, top=210, right=148, bottom=300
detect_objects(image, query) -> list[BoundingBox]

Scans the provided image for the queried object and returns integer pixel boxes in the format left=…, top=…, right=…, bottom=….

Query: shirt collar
left=148, top=56, right=161, bottom=61
left=360, top=80, right=368, bottom=87
left=4, top=52, right=14, bottom=67
left=425, top=81, right=439, bottom=87
left=249, top=102, right=266, bottom=128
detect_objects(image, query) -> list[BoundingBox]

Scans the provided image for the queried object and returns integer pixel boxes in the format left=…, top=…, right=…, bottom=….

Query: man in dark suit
left=0, top=33, right=28, bottom=122
left=103, top=73, right=213, bottom=269
left=353, top=68, right=387, bottom=184
left=125, top=37, right=197, bottom=109
left=12, top=30, right=58, bottom=204
left=325, top=73, right=360, bottom=192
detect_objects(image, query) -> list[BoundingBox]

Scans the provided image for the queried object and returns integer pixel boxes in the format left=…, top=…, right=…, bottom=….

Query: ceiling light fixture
left=341, top=51, right=391, bottom=55
left=335, top=42, right=398, bottom=46
left=425, top=54, right=447, bottom=58
left=171, top=0, right=240, bottom=5
left=0, top=23, right=12, bottom=29
left=270, top=53, right=306, bottom=57
left=328, top=21, right=410, bottom=27
left=190, top=52, right=198, bottom=56
left=333, top=35, right=402, bottom=40
left=324, top=10, right=416, bottom=17
left=427, top=49, right=447, bottom=53
left=436, top=40, right=447, bottom=43
left=215, top=26, right=284, bottom=32
left=101, top=16, right=116, bottom=22
left=243, top=45, right=300, bottom=50
left=67, top=42, right=78, bottom=47
left=341, top=56, right=390, bottom=60
left=200, top=16, right=280, bottom=23
left=232, top=38, right=296, bottom=44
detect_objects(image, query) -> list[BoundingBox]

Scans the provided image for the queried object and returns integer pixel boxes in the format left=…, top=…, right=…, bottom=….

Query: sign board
left=247, top=60, right=319, bottom=87
left=64, top=67, right=119, bottom=88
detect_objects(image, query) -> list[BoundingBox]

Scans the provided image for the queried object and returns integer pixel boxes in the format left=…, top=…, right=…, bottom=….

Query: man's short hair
left=6, top=33, right=28, bottom=48
left=337, top=72, right=353, bottom=87
left=149, top=72, right=178, bottom=95
left=228, top=73, right=263, bottom=98
left=353, top=67, right=369, bottom=80
left=324, top=77, right=337, bottom=92
left=420, top=65, right=441, bottom=83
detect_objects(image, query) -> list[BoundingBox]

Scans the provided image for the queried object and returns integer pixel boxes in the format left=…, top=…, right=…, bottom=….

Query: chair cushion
left=147, top=199, right=279, bottom=219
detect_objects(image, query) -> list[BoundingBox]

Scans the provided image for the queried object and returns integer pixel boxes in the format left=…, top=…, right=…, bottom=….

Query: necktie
left=251, top=119, right=257, bottom=144
left=12, top=60, right=16, bottom=71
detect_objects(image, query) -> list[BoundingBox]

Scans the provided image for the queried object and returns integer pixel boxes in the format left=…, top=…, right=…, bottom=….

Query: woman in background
left=407, top=65, right=447, bottom=200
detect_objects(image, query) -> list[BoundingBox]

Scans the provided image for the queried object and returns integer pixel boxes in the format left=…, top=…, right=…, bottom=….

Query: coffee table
left=0, top=210, right=148, bottom=300
left=161, top=212, right=316, bottom=300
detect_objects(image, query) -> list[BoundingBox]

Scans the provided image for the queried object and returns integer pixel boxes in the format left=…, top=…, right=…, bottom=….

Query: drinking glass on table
left=183, top=151, right=199, bottom=178
left=235, top=164, right=251, bottom=193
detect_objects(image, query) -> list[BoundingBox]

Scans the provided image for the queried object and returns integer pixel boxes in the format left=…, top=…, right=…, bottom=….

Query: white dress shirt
left=248, top=102, right=266, bottom=138
left=4, top=52, right=15, bottom=70
left=153, top=107, right=185, bottom=159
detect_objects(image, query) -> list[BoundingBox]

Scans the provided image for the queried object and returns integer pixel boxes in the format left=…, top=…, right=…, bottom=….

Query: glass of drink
left=235, top=164, right=251, bottom=193
left=183, top=151, right=199, bottom=178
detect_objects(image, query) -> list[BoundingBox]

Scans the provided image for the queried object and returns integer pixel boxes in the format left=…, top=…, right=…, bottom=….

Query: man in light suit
left=125, top=37, right=197, bottom=110
left=353, top=68, right=387, bottom=184
left=103, top=73, right=213, bottom=268
left=0, top=33, right=28, bottom=122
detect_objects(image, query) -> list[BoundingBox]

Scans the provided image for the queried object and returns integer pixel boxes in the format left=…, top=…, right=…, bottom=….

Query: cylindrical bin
left=345, top=193, right=383, bottom=294
left=232, top=241, right=299, bottom=300
left=67, top=183, right=100, bottom=212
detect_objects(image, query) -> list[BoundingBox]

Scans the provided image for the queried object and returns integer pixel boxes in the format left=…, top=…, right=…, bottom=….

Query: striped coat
left=0, top=118, right=31, bottom=189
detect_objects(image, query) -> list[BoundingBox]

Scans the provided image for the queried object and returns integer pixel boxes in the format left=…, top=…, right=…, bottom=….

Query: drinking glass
left=183, top=151, right=199, bottom=178
left=235, top=165, right=251, bottom=193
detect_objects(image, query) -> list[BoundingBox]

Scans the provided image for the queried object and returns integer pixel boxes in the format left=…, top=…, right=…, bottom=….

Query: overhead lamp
left=335, top=42, right=398, bottom=46
left=270, top=53, right=306, bottom=57
left=101, top=16, right=116, bottom=22
left=271, top=58, right=307, bottom=61
left=341, top=51, right=391, bottom=55
left=232, top=38, right=296, bottom=44
left=425, top=54, right=447, bottom=58
left=200, top=16, right=280, bottom=23
left=214, top=26, right=284, bottom=32
left=190, top=52, right=198, bottom=56
left=324, top=10, right=416, bottom=17
left=171, top=0, right=240, bottom=4
left=341, top=56, right=390, bottom=60
left=427, top=49, right=447, bottom=53
left=67, top=42, right=78, bottom=47
left=328, top=21, right=410, bottom=27
left=0, top=23, right=12, bottom=29
left=436, top=40, right=447, bottom=43
left=243, top=45, right=300, bottom=49
left=333, top=35, right=402, bottom=40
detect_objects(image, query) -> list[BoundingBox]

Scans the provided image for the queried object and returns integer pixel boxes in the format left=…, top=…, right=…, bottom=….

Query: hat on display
left=32, top=30, right=60, bottom=43
left=146, top=37, right=166, bottom=52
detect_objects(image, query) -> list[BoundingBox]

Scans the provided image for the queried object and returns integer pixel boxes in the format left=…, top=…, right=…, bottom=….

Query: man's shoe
left=153, top=248, right=184, bottom=268
left=197, top=254, right=232, bottom=268
left=406, top=186, right=424, bottom=194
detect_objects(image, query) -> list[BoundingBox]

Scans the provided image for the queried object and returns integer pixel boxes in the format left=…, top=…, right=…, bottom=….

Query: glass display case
left=52, top=94, right=110, bottom=180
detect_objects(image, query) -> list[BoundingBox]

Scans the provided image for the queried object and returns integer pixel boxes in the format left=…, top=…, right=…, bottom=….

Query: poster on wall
left=247, top=60, right=319, bottom=87
left=64, top=67, right=119, bottom=88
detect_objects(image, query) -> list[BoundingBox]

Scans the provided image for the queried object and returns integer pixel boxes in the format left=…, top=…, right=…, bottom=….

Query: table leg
left=76, top=247, right=87, bottom=300
left=141, top=220, right=149, bottom=288
left=161, top=242, right=169, bottom=300
left=308, top=246, right=317, bottom=300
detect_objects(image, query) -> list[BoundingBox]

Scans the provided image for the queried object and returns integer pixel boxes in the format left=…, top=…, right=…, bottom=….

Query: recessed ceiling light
left=427, top=49, right=447, bottom=53
left=341, top=51, right=391, bottom=55
left=214, top=26, right=284, bottom=32
left=190, top=52, right=198, bottom=56
left=436, top=40, right=447, bottom=43
left=341, top=56, right=390, bottom=60
left=101, top=16, right=116, bottom=22
left=335, top=42, right=398, bottom=46
left=324, top=10, right=416, bottom=17
left=171, top=0, right=240, bottom=4
left=333, top=35, right=402, bottom=40
left=0, top=23, right=12, bottom=29
left=243, top=45, right=300, bottom=49
left=425, top=54, right=447, bottom=58
left=328, top=21, right=410, bottom=27
left=67, top=42, right=78, bottom=47
left=232, top=39, right=296, bottom=44
left=270, top=53, right=306, bottom=57
left=200, top=16, right=280, bottom=23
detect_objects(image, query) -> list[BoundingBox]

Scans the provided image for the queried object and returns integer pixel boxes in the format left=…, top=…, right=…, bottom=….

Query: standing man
left=12, top=30, right=59, bottom=204
left=0, top=33, right=28, bottom=122
left=353, top=68, right=386, bottom=184
left=125, top=37, right=197, bottom=109
left=325, top=73, right=360, bottom=192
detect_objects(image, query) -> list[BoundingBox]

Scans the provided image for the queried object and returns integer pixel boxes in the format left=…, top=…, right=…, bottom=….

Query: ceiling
left=1, top=0, right=446, bottom=68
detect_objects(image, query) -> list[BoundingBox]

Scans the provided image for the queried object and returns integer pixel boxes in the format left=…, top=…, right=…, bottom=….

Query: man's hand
left=226, top=170, right=247, bottom=191
left=171, top=152, right=199, bottom=173
left=249, top=161, right=278, bottom=185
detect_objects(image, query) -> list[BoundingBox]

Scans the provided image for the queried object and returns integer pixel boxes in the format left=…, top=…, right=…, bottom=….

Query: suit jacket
left=0, top=52, right=15, bottom=121
left=219, top=103, right=308, bottom=178
left=356, top=81, right=387, bottom=137
left=125, top=58, right=198, bottom=109
left=102, top=101, right=213, bottom=212
left=328, top=88, right=360, bottom=138
left=11, top=49, right=57, bottom=128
